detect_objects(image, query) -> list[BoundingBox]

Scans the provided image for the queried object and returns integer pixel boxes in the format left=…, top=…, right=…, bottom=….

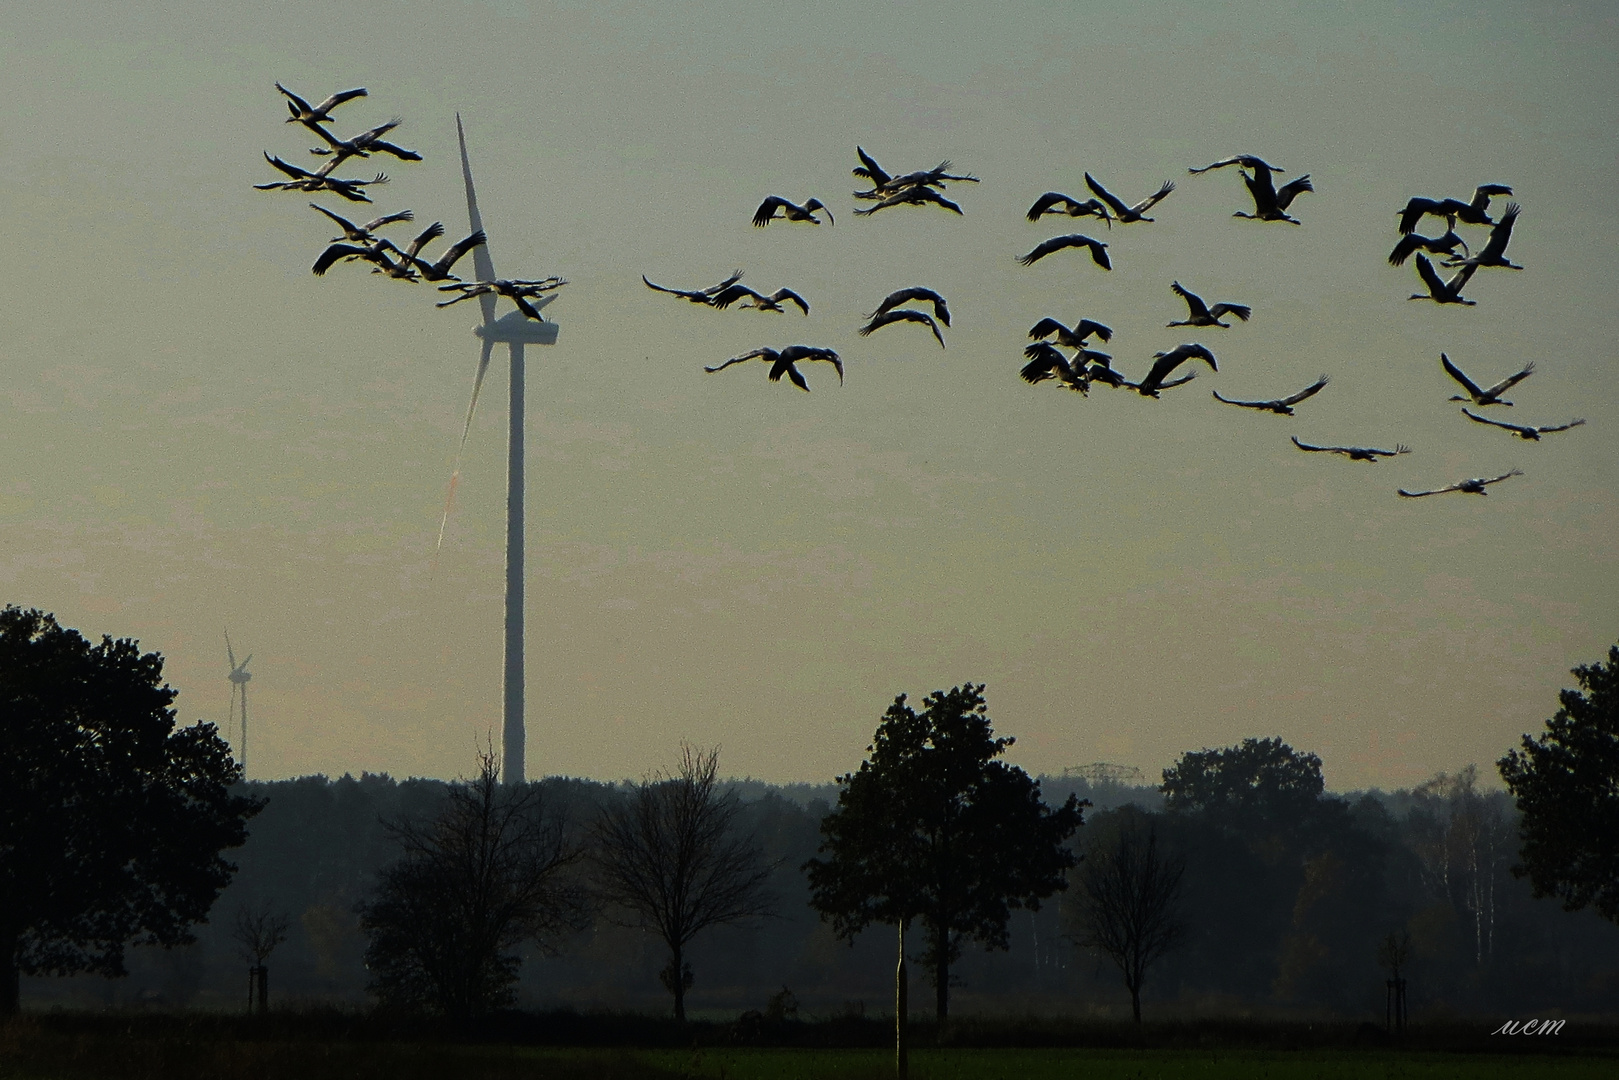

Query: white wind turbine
left=436, top=114, right=560, bottom=786
left=225, top=629, right=253, bottom=775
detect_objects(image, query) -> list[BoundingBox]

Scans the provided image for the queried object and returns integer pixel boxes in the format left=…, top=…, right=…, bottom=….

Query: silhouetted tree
left=230, top=902, right=289, bottom=1014
left=1067, top=811, right=1186, bottom=1023
left=1161, top=736, right=1325, bottom=822
left=0, top=606, right=260, bottom=1017
left=1499, top=642, right=1619, bottom=923
left=358, top=749, right=585, bottom=1017
left=805, top=683, right=1085, bottom=1020
left=589, top=744, right=775, bottom=1023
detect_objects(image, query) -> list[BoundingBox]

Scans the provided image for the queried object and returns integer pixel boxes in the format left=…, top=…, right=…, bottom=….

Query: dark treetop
left=1499, top=642, right=1619, bottom=923
left=805, top=683, right=1085, bottom=1019
left=0, top=606, right=261, bottom=1016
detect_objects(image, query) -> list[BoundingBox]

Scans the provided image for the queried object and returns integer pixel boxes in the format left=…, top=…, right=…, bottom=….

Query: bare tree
left=230, top=902, right=289, bottom=1014
left=358, top=748, right=586, bottom=1017
left=1068, top=815, right=1186, bottom=1023
left=590, top=744, right=775, bottom=1022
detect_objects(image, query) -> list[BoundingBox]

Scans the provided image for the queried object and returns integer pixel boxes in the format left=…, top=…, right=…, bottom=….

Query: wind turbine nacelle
left=474, top=307, right=560, bottom=345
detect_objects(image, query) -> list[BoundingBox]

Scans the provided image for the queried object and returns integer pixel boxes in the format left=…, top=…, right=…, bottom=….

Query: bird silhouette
left=1212, top=375, right=1329, bottom=416
left=1291, top=436, right=1409, bottom=462
left=1462, top=409, right=1584, bottom=441
left=1018, top=234, right=1110, bottom=268
left=309, top=203, right=414, bottom=243
left=1398, top=469, right=1522, bottom=498
left=276, top=82, right=367, bottom=127
left=1398, top=184, right=1512, bottom=233
left=256, top=153, right=387, bottom=202
left=307, top=118, right=422, bottom=164
left=1409, top=254, right=1478, bottom=305
left=407, top=228, right=487, bottom=282
left=1446, top=203, right=1522, bottom=270
left=1025, top=192, right=1112, bottom=227
left=1231, top=161, right=1313, bottom=224
left=1188, top=154, right=1285, bottom=175
left=752, top=196, right=832, bottom=226
left=1028, top=316, right=1112, bottom=347
left=705, top=346, right=843, bottom=391
left=1388, top=228, right=1469, bottom=267
left=1083, top=174, right=1174, bottom=223
left=1441, top=354, right=1534, bottom=407
left=642, top=270, right=745, bottom=304
left=867, top=287, right=950, bottom=327
left=858, top=309, right=945, bottom=347
left=853, top=186, right=964, bottom=216
left=1134, top=344, right=1217, bottom=397
left=438, top=278, right=566, bottom=320
left=1167, top=281, right=1251, bottom=328
left=709, top=284, right=810, bottom=314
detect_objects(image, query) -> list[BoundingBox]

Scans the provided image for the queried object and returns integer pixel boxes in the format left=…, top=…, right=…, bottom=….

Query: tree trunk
left=933, top=923, right=949, bottom=1021
left=670, top=943, right=686, bottom=1024
left=895, top=922, right=908, bottom=1079
left=1130, top=983, right=1141, bottom=1024
left=0, top=929, right=18, bottom=1018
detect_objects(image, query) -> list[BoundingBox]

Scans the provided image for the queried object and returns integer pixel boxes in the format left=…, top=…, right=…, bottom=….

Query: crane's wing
left=264, top=152, right=315, bottom=180
left=642, top=275, right=706, bottom=301
left=769, top=357, right=811, bottom=391
left=854, top=146, right=891, bottom=186
left=1279, top=375, right=1330, bottom=406
left=1075, top=318, right=1112, bottom=342
left=1440, top=353, right=1484, bottom=398
left=311, top=242, right=373, bottom=275
left=1027, top=317, right=1065, bottom=340
left=361, top=209, right=413, bottom=232
left=769, top=288, right=811, bottom=315
left=1534, top=419, right=1586, bottom=435
left=1482, top=469, right=1524, bottom=486
left=1481, top=361, right=1534, bottom=398
left=1027, top=192, right=1076, bottom=220
left=1083, top=173, right=1130, bottom=217
left=309, top=202, right=359, bottom=233
left=1171, top=281, right=1208, bottom=319
left=1414, top=253, right=1446, bottom=296
left=1274, top=175, right=1312, bottom=210
left=313, top=87, right=368, bottom=116
left=705, top=348, right=771, bottom=374
left=752, top=196, right=787, bottom=227
left=1463, top=408, right=1521, bottom=433
left=704, top=270, right=745, bottom=294
left=1478, top=202, right=1520, bottom=261
left=1132, top=180, right=1175, bottom=214
left=1290, top=436, right=1337, bottom=453
left=709, top=284, right=768, bottom=310
left=1208, top=302, right=1252, bottom=322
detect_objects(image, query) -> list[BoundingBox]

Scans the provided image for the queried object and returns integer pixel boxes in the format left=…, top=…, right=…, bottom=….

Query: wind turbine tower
left=456, top=115, right=559, bottom=786
left=225, top=630, right=253, bottom=775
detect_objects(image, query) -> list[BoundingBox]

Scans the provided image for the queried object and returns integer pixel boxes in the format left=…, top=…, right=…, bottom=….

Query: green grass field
left=4, top=1035, right=1615, bottom=1080
left=648, top=1047, right=1619, bottom=1080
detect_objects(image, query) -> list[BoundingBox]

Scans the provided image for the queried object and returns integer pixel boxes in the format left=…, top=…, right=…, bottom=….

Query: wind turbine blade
left=433, top=335, right=498, bottom=569
left=240, top=654, right=252, bottom=671
left=225, top=629, right=236, bottom=670
left=455, top=113, right=498, bottom=325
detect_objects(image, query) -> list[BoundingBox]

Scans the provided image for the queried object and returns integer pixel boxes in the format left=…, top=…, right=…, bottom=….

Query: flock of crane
left=258, top=84, right=1586, bottom=502
left=258, top=83, right=567, bottom=320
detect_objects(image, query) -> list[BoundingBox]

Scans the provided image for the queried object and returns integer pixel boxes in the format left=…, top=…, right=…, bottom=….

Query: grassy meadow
left=3, top=1014, right=1616, bottom=1080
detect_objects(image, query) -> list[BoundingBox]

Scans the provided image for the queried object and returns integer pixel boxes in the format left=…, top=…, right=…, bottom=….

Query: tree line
left=3, top=605, right=1617, bottom=1023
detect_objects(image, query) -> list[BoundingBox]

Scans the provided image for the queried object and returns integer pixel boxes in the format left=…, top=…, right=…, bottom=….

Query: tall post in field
left=896, top=921, right=909, bottom=1078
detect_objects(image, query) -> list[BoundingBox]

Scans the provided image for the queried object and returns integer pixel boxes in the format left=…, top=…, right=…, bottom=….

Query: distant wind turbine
left=434, top=114, right=559, bottom=787
left=225, top=630, right=252, bottom=776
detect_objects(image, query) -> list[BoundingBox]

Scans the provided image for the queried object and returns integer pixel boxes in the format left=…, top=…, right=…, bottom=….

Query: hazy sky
left=2, top=0, right=1615, bottom=791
